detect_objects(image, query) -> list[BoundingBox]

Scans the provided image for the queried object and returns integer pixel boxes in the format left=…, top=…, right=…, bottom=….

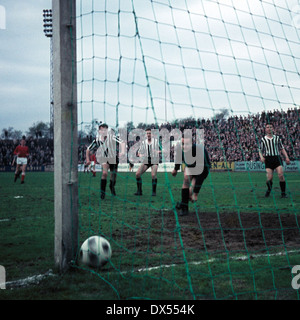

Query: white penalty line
left=3, top=269, right=55, bottom=289
left=121, top=249, right=299, bottom=274
left=3, top=250, right=299, bottom=288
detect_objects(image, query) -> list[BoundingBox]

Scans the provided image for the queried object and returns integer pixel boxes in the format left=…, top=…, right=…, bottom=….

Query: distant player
left=134, top=128, right=161, bottom=196
left=129, top=162, right=134, bottom=172
left=83, top=160, right=90, bottom=173
left=259, top=123, right=290, bottom=198
left=13, top=136, right=29, bottom=184
left=86, top=123, right=124, bottom=199
left=172, top=135, right=210, bottom=216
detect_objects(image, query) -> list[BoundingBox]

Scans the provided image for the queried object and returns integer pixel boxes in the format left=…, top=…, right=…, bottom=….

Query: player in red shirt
left=13, top=136, right=29, bottom=184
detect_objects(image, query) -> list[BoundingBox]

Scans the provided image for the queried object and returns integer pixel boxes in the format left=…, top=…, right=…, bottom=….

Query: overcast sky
left=1, top=0, right=299, bottom=135
left=0, top=0, right=51, bottom=134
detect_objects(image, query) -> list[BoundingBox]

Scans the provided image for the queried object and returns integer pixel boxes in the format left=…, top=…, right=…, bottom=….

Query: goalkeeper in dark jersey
left=172, top=134, right=211, bottom=216
left=86, top=123, right=125, bottom=199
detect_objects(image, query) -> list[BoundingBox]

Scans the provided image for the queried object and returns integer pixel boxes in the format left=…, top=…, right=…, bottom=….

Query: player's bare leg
left=189, top=178, right=197, bottom=203
left=20, top=164, right=27, bottom=184
left=134, top=164, right=148, bottom=195
left=189, top=184, right=198, bottom=203
left=92, top=164, right=96, bottom=177
left=14, top=164, right=22, bottom=182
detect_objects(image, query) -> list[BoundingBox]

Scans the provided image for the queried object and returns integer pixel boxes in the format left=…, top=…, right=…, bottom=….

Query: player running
left=13, top=136, right=29, bottom=184
left=172, top=134, right=210, bottom=216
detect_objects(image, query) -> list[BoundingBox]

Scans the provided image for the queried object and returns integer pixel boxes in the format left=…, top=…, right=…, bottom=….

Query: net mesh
left=74, top=0, right=300, bottom=299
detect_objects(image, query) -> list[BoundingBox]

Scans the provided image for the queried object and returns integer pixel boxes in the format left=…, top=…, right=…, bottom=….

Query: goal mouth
left=48, top=0, right=300, bottom=300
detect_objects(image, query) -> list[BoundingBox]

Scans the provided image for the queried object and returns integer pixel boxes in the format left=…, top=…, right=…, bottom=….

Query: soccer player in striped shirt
left=259, top=123, right=290, bottom=198
left=86, top=123, right=124, bottom=199
left=134, top=128, right=161, bottom=196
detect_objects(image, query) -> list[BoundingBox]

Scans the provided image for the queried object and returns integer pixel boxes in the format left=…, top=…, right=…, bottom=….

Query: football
left=79, top=235, right=112, bottom=268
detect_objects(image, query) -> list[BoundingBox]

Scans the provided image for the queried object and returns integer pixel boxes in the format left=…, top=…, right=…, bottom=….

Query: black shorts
left=143, top=163, right=159, bottom=169
left=104, top=158, right=119, bottom=172
left=142, top=156, right=159, bottom=167
left=265, top=156, right=282, bottom=170
left=192, top=167, right=209, bottom=193
left=108, top=163, right=118, bottom=172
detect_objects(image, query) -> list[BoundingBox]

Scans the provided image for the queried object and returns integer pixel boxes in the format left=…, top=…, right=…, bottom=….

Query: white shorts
left=16, top=157, right=27, bottom=165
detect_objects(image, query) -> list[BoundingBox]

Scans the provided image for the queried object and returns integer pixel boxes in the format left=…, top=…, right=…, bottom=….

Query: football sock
left=14, top=170, right=21, bottom=181
left=101, top=179, right=107, bottom=193
left=109, top=180, right=116, bottom=195
left=152, top=179, right=157, bottom=193
left=110, top=179, right=116, bottom=187
left=280, top=181, right=286, bottom=193
left=266, top=180, right=273, bottom=191
left=181, top=188, right=189, bottom=210
left=136, top=178, right=142, bottom=194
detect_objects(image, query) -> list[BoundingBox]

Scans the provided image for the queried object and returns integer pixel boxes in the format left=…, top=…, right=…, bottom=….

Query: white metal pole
left=52, top=0, right=78, bottom=273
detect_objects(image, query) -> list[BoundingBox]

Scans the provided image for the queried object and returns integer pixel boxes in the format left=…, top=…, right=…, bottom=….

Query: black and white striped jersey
left=260, top=135, right=284, bottom=157
left=138, top=138, right=160, bottom=164
left=88, top=131, right=122, bottom=164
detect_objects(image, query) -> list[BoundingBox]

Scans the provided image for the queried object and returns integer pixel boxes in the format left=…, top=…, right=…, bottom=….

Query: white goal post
left=52, top=0, right=78, bottom=273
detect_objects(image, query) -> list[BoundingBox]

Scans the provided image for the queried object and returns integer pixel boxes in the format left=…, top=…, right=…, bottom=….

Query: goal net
left=75, top=0, right=300, bottom=299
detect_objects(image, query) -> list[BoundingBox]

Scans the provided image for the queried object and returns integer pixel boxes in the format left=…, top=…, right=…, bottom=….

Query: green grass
left=0, top=170, right=299, bottom=300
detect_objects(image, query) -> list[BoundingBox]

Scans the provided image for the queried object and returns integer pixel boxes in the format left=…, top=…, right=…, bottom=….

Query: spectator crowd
left=0, top=137, right=54, bottom=167
left=1, top=108, right=299, bottom=167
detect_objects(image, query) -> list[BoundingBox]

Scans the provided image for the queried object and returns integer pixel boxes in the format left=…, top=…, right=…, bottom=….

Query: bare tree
left=26, top=121, right=50, bottom=139
left=1, top=127, right=23, bottom=140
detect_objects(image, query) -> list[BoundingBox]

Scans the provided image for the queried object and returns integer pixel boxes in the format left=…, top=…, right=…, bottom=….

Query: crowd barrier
left=0, top=165, right=45, bottom=172
left=210, top=161, right=235, bottom=171
left=1, top=161, right=299, bottom=173
left=235, top=160, right=300, bottom=172
left=77, top=162, right=181, bottom=172
left=76, top=160, right=300, bottom=173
